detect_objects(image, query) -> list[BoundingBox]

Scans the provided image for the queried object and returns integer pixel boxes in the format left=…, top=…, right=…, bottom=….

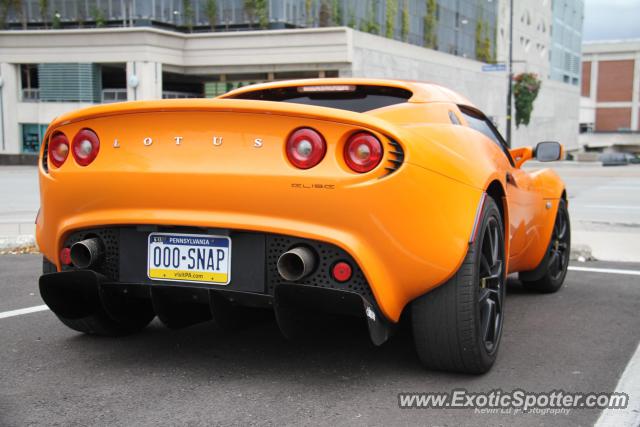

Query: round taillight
left=344, top=132, right=383, bottom=173
left=72, top=129, right=100, bottom=166
left=60, top=247, right=72, bottom=266
left=48, top=132, right=70, bottom=168
left=286, top=128, right=326, bottom=169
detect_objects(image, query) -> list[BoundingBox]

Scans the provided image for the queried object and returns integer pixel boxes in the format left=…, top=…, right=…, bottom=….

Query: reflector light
left=60, top=247, right=72, bottom=265
left=286, top=128, right=327, bottom=169
left=72, top=129, right=100, bottom=166
left=48, top=132, right=69, bottom=168
left=298, top=85, right=356, bottom=93
left=344, top=132, right=383, bottom=173
left=332, top=261, right=352, bottom=282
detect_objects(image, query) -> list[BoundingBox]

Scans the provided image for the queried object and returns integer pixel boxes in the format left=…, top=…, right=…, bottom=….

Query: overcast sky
left=583, top=0, right=640, bottom=41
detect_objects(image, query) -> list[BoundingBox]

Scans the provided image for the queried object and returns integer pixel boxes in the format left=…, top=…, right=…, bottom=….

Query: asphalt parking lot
left=1, top=255, right=639, bottom=426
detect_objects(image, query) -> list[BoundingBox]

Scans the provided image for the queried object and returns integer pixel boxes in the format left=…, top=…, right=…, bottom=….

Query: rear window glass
left=226, top=85, right=412, bottom=113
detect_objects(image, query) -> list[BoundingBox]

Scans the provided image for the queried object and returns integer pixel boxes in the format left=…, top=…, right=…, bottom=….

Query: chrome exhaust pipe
left=277, top=246, right=317, bottom=281
left=70, top=237, right=104, bottom=269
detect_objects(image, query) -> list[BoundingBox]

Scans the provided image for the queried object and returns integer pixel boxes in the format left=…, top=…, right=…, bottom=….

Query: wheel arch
left=484, top=180, right=511, bottom=263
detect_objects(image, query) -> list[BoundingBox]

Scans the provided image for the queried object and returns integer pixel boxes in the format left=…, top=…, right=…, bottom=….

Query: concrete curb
left=0, top=223, right=36, bottom=251
left=0, top=235, right=37, bottom=251
left=0, top=154, right=38, bottom=166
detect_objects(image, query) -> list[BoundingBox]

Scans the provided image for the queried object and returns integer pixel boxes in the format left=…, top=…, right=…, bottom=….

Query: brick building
left=580, top=39, right=640, bottom=153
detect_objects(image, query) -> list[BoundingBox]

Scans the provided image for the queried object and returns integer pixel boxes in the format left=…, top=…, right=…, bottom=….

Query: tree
left=244, top=0, right=256, bottom=28
left=484, top=24, right=495, bottom=62
left=423, top=0, right=437, bottom=48
left=182, top=0, right=194, bottom=32
left=305, top=0, right=313, bottom=27
left=10, top=0, right=27, bottom=29
left=52, top=10, right=61, bottom=28
left=77, top=1, right=86, bottom=28
left=0, top=0, right=11, bottom=29
left=256, top=0, right=268, bottom=29
left=475, top=19, right=493, bottom=63
left=91, top=6, right=105, bottom=27
left=332, top=0, right=342, bottom=25
left=39, top=0, right=48, bottom=28
left=347, top=5, right=356, bottom=28
left=319, top=0, right=331, bottom=27
left=400, top=0, right=409, bottom=41
left=475, top=20, right=484, bottom=61
left=362, top=0, right=380, bottom=35
left=385, top=0, right=397, bottom=38
left=205, top=0, right=217, bottom=31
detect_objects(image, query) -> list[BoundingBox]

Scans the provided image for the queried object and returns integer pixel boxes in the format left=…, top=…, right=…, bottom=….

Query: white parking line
left=595, top=341, right=640, bottom=427
left=580, top=205, right=640, bottom=210
left=0, top=305, right=49, bottom=319
left=568, top=266, right=640, bottom=276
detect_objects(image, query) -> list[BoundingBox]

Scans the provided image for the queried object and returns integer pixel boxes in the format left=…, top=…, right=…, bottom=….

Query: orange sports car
left=37, top=78, right=570, bottom=374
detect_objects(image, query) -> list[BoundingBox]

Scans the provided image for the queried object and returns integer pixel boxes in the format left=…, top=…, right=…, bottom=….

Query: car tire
left=411, top=196, right=506, bottom=374
left=520, top=199, right=571, bottom=293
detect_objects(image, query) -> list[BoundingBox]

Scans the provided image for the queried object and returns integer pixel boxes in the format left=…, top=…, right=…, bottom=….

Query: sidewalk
left=0, top=166, right=38, bottom=250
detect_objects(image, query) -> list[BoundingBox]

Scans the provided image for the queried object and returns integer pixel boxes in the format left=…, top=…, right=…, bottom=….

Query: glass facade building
left=3, top=0, right=498, bottom=61
left=3, top=0, right=501, bottom=153
left=549, top=0, right=584, bottom=85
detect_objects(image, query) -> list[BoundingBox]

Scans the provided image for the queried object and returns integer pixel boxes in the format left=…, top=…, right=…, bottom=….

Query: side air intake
left=383, top=138, right=405, bottom=176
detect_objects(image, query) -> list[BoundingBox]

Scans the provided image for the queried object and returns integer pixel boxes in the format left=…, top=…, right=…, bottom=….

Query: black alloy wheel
left=478, top=216, right=505, bottom=354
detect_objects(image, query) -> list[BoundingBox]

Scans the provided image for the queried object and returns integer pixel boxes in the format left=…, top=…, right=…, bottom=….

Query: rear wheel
left=520, top=199, right=570, bottom=293
left=411, top=197, right=506, bottom=374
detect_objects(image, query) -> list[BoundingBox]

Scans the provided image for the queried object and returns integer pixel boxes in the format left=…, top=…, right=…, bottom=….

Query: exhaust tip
left=277, top=246, right=317, bottom=282
left=70, top=237, right=104, bottom=269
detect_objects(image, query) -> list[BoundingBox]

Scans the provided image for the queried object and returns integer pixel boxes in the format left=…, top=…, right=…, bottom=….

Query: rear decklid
left=42, top=98, right=407, bottom=180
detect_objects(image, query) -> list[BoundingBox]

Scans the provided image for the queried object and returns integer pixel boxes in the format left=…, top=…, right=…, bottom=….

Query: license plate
left=147, top=233, right=231, bottom=285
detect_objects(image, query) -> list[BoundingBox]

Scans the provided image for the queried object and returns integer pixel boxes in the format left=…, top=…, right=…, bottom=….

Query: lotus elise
left=37, top=78, right=570, bottom=374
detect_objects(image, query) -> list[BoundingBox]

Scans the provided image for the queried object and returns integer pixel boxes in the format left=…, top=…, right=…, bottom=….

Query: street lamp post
left=506, top=0, right=514, bottom=147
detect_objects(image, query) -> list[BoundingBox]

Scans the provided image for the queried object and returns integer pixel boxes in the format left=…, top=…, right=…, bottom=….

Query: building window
left=21, top=123, right=48, bottom=154
left=20, top=64, right=39, bottom=102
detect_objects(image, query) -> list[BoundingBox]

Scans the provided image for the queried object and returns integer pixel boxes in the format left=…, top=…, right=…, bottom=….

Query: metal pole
left=506, top=0, right=514, bottom=147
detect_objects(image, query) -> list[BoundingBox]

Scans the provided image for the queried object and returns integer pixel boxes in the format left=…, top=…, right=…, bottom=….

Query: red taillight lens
left=332, top=261, right=352, bottom=282
left=59, top=247, right=71, bottom=266
left=72, top=128, right=100, bottom=166
left=344, top=132, right=383, bottom=173
left=48, top=132, right=69, bottom=168
left=286, top=128, right=327, bottom=169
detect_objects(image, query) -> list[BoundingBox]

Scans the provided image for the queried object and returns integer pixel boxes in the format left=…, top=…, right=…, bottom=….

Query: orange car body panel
left=37, top=78, right=566, bottom=322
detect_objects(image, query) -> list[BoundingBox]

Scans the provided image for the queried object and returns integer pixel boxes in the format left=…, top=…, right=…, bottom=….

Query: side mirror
left=509, top=146, right=533, bottom=168
left=535, top=141, right=563, bottom=162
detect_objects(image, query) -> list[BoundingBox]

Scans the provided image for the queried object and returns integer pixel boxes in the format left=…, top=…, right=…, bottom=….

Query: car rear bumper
left=37, top=163, right=483, bottom=321
left=41, top=228, right=396, bottom=344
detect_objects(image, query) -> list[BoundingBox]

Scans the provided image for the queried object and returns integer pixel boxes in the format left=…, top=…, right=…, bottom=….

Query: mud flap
left=363, top=300, right=394, bottom=346
left=39, top=271, right=104, bottom=319
left=151, top=286, right=211, bottom=329
left=519, top=239, right=553, bottom=282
